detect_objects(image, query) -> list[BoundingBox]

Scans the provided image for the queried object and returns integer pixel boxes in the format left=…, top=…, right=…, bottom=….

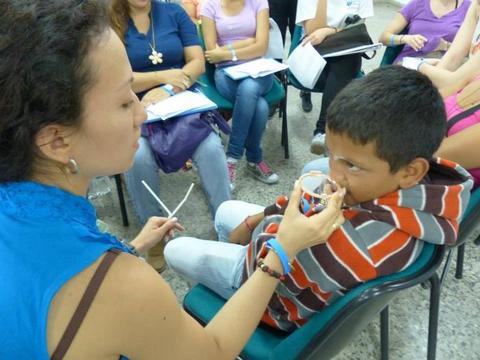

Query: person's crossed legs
left=164, top=200, right=263, bottom=299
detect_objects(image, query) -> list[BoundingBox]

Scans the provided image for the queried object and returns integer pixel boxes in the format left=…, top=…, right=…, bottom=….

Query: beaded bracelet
left=258, top=260, right=285, bottom=280
left=120, top=239, right=140, bottom=257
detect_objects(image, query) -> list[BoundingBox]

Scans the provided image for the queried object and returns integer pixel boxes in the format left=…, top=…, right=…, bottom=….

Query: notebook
left=223, top=58, right=289, bottom=80
left=286, top=42, right=327, bottom=89
left=145, top=90, right=217, bottom=123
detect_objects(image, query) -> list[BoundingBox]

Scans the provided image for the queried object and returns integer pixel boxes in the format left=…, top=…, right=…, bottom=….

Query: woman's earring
left=67, top=158, right=79, bottom=174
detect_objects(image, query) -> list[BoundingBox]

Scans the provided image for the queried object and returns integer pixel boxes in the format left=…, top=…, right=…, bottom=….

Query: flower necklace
left=148, top=10, right=163, bottom=65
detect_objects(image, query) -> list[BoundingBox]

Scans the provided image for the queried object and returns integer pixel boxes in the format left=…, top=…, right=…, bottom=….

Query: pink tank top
left=444, top=84, right=480, bottom=186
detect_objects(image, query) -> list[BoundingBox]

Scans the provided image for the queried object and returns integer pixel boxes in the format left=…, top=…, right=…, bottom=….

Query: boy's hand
left=277, top=181, right=346, bottom=259
left=229, top=212, right=264, bottom=245
left=131, top=216, right=185, bottom=253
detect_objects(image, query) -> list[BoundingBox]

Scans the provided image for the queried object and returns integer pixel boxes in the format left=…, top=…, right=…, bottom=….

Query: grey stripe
left=415, top=211, right=445, bottom=245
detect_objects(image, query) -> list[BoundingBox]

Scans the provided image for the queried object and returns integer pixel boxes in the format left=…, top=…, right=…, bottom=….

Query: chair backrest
left=271, top=243, right=443, bottom=360
left=456, top=187, right=480, bottom=246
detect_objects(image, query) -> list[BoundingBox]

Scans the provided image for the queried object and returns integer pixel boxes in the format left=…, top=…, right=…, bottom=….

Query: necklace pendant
left=149, top=47, right=163, bottom=65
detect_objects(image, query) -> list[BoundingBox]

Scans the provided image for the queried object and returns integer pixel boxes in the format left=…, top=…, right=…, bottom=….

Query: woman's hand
left=141, top=87, right=171, bottom=107
left=436, top=38, right=451, bottom=52
left=403, top=34, right=428, bottom=51
left=276, top=181, right=345, bottom=259
left=158, top=69, right=191, bottom=90
left=131, top=216, right=185, bottom=253
left=205, top=45, right=229, bottom=64
left=302, top=27, right=336, bottom=46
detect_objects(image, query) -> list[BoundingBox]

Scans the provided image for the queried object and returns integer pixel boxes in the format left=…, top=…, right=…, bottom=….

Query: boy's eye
left=122, top=100, right=134, bottom=109
left=347, top=163, right=361, bottom=172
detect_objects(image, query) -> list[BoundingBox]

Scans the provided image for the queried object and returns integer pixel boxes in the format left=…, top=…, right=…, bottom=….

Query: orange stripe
left=261, top=310, right=279, bottom=328
left=369, top=230, right=411, bottom=264
left=375, top=190, right=400, bottom=207
left=437, top=157, right=458, bottom=169
left=442, top=184, right=462, bottom=220
left=327, top=230, right=376, bottom=281
left=290, top=260, right=330, bottom=299
left=390, top=207, right=422, bottom=238
left=278, top=296, right=301, bottom=322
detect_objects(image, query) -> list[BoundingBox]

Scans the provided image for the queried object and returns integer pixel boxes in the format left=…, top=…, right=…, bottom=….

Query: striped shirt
left=241, top=158, right=473, bottom=331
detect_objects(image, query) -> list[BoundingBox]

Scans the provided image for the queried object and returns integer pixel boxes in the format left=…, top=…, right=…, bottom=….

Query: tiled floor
left=93, top=2, right=480, bottom=359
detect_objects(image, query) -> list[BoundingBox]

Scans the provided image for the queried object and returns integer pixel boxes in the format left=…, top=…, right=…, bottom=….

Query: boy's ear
left=397, top=157, right=430, bottom=189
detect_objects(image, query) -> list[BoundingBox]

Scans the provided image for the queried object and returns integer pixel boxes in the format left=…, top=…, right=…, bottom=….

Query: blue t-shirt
left=125, top=1, right=200, bottom=96
left=0, top=181, right=133, bottom=359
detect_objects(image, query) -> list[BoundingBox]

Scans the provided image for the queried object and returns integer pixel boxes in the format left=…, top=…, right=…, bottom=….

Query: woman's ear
left=34, top=125, right=74, bottom=165
left=397, top=157, right=430, bottom=189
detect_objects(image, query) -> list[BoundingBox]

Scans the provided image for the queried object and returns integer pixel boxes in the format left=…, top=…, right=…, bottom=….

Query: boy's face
left=326, top=129, right=404, bottom=206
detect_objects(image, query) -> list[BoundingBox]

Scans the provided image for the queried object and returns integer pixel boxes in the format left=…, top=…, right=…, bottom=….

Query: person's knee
left=237, top=78, right=263, bottom=97
left=164, top=237, right=189, bottom=270
left=214, top=200, right=236, bottom=235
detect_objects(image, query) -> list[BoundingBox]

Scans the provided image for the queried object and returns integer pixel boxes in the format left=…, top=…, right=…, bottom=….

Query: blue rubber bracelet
left=266, top=238, right=291, bottom=275
left=161, top=85, right=175, bottom=97
left=389, top=35, right=395, bottom=47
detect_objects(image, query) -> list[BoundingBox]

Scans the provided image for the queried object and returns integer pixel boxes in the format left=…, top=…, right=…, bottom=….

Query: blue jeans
left=165, top=200, right=264, bottom=299
left=214, top=69, right=273, bottom=163
left=125, top=133, right=231, bottom=224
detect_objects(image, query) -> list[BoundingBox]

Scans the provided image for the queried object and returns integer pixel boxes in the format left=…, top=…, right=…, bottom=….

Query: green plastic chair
left=196, top=26, right=290, bottom=158
left=183, top=242, right=445, bottom=360
left=440, top=187, right=480, bottom=283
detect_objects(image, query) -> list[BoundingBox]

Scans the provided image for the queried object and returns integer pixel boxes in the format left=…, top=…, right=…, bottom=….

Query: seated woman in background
left=412, top=0, right=480, bottom=187
left=109, top=0, right=231, bottom=271
left=379, top=0, right=470, bottom=64
left=295, top=0, right=374, bottom=155
left=201, top=0, right=280, bottom=188
left=182, top=0, right=204, bottom=23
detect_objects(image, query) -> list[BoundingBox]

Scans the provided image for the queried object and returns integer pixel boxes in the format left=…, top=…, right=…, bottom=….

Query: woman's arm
left=437, top=0, right=480, bottom=71
left=111, top=184, right=345, bottom=360
left=436, top=122, right=480, bottom=169
left=420, top=51, right=480, bottom=97
left=303, top=0, right=327, bottom=35
left=181, top=45, right=206, bottom=84
left=379, top=13, right=409, bottom=46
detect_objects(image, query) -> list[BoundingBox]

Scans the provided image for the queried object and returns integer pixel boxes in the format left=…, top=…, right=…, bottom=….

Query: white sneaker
left=310, top=133, right=327, bottom=155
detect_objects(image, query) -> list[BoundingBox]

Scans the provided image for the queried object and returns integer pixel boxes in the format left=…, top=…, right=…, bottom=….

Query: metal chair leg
left=281, top=98, right=289, bottom=159
left=455, top=243, right=465, bottom=279
left=380, top=306, right=389, bottom=360
left=439, top=248, right=453, bottom=287
left=114, top=174, right=129, bottom=227
left=427, top=274, right=440, bottom=360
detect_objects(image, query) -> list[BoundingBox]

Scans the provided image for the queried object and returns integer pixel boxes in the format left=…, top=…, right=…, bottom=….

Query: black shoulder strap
left=51, top=248, right=121, bottom=360
left=447, top=102, right=480, bottom=133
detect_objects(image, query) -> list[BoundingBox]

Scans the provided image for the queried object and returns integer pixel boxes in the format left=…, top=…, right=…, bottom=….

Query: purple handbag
left=142, top=110, right=231, bottom=173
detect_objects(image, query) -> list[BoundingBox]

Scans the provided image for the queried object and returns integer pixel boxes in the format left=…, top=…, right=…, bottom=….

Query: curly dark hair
left=0, top=0, right=110, bottom=183
left=327, top=66, right=446, bottom=173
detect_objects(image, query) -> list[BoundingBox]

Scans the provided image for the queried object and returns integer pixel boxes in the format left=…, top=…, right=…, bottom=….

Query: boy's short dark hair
left=326, top=66, right=446, bottom=172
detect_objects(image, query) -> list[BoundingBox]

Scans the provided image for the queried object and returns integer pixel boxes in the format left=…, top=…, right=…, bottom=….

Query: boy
left=165, top=66, right=473, bottom=331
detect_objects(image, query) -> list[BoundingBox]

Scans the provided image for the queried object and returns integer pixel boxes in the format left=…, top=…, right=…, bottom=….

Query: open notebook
left=223, top=58, right=289, bottom=80
left=145, top=90, right=217, bottom=123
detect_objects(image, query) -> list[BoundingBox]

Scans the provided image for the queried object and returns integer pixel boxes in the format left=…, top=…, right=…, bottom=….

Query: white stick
left=169, top=183, right=195, bottom=218
left=141, top=180, right=172, bottom=217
